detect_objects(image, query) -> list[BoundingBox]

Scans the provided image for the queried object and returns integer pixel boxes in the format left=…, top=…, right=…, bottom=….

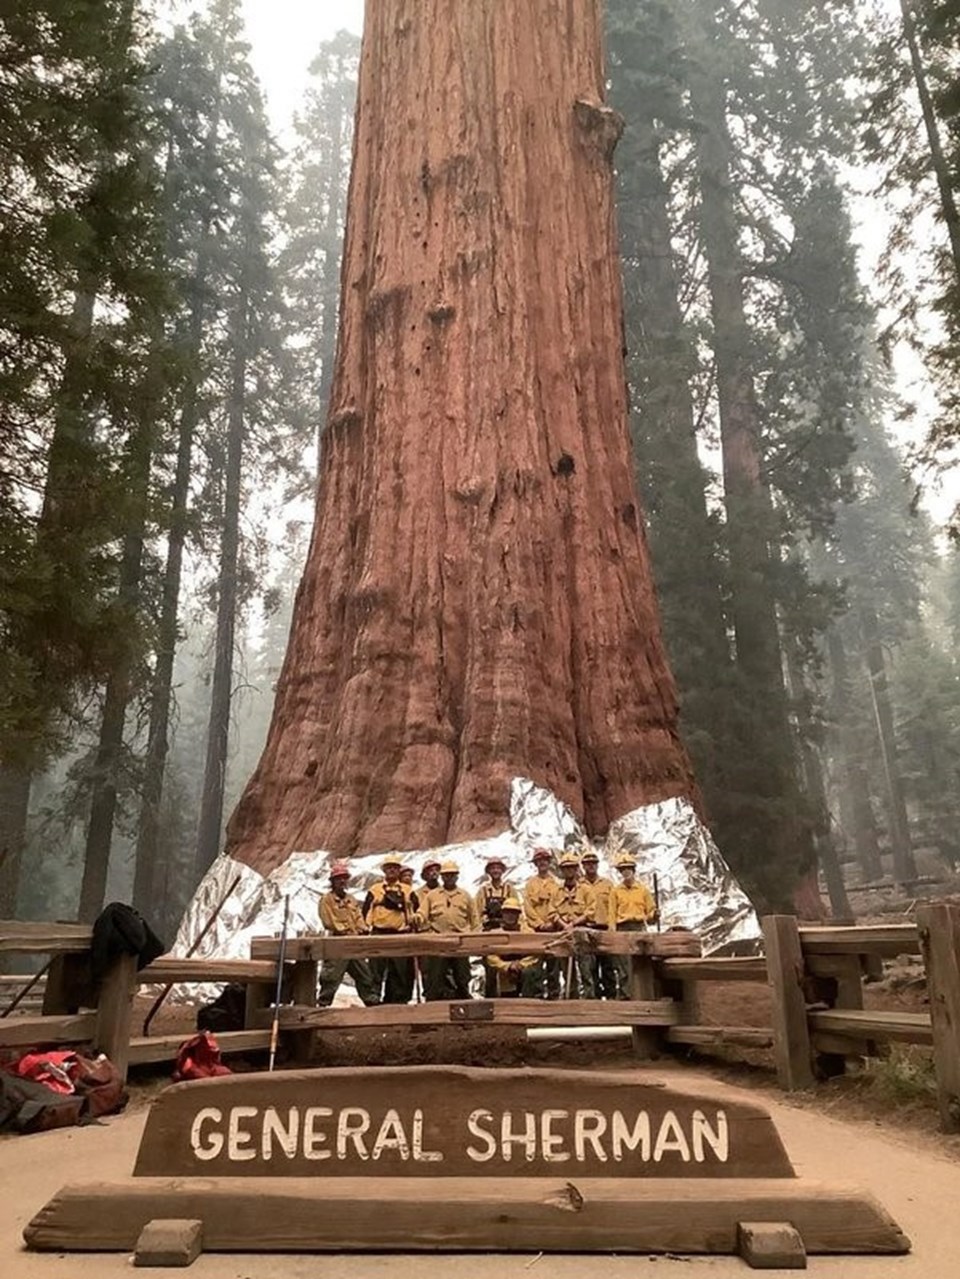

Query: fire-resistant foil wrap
left=605, top=797, right=760, bottom=955
left=169, top=777, right=759, bottom=1003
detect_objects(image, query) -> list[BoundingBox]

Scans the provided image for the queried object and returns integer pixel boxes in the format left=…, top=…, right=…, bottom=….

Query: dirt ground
left=3, top=1060, right=960, bottom=1277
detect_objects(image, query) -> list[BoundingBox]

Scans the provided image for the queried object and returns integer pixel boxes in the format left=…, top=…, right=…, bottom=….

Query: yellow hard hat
left=381, top=855, right=402, bottom=870
left=558, top=852, right=581, bottom=868
left=615, top=853, right=637, bottom=869
left=502, top=897, right=522, bottom=912
left=440, top=859, right=459, bottom=874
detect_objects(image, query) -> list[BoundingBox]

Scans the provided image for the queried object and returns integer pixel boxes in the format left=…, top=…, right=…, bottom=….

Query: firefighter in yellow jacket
left=486, top=897, right=539, bottom=996
left=362, top=855, right=416, bottom=1004
left=317, top=863, right=380, bottom=1007
left=610, top=853, right=658, bottom=998
left=475, top=855, right=514, bottom=929
left=523, top=847, right=561, bottom=999
left=549, top=851, right=594, bottom=998
left=416, top=860, right=480, bottom=1000
left=580, top=851, right=617, bottom=998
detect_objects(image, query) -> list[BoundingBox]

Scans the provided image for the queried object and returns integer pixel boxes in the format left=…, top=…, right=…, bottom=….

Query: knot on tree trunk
left=573, top=97, right=624, bottom=161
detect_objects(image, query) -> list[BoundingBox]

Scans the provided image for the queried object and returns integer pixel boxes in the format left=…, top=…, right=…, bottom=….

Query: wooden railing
left=0, top=923, right=281, bottom=1080
left=2, top=906, right=958, bottom=1132
left=655, top=908, right=959, bottom=1133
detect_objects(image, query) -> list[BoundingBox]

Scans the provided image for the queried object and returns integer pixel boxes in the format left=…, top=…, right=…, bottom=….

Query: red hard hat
left=532, top=848, right=552, bottom=862
left=485, top=855, right=506, bottom=870
left=330, top=862, right=350, bottom=880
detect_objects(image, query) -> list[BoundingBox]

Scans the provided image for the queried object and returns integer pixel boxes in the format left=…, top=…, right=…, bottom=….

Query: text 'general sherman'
left=189, top=1105, right=730, bottom=1167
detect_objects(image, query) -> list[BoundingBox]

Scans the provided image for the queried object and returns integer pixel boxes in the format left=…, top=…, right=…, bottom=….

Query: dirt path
left=2, top=1065, right=958, bottom=1277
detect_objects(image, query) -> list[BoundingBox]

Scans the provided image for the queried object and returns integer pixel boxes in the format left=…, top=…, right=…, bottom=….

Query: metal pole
left=268, top=896, right=290, bottom=1072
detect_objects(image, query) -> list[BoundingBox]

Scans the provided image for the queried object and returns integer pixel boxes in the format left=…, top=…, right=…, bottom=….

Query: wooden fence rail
left=1, top=908, right=958, bottom=1132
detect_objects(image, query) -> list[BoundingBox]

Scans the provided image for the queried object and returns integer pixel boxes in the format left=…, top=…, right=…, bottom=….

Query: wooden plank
left=762, top=915, right=815, bottom=1091
left=628, top=953, right=661, bottom=1058
left=667, top=1025, right=775, bottom=1049
left=94, top=953, right=138, bottom=1082
left=132, top=1065, right=793, bottom=1180
left=250, top=930, right=701, bottom=962
left=288, top=959, right=319, bottom=1065
left=798, top=925, right=919, bottom=958
left=127, top=1030, right=272, bottom=1067
left=139, top=957, right=278, bottom=985
left=42, top=953, right=93, bottom=1015
left=0, top=919, right=92, bottom=955
left=808, top=1010, right=932, bottom=1046
left=659, top=956, right=767, bottom=983
left=0, top=1011, right=96, bottom=1046
left=23, top=1177, right=910, bottom=1255
left=917, top=903, right=960, bottom=1132
left=811, top=1031, right=870, bottom=1058
left=261, top=997, right=679, bottom=1031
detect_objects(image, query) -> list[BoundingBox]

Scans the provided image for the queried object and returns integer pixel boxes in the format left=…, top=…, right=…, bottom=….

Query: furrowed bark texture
left=227, top=0, right=696, bottom=873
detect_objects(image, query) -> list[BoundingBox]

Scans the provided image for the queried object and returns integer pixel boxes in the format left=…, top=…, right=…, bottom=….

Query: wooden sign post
left=25, top=1066, right=908, bottom=1266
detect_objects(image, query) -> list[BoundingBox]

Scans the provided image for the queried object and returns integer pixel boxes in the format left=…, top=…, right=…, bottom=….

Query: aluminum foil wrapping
left=604, top=796, right=760, bottom=955
left=168, top=777, right=759, bottom=1003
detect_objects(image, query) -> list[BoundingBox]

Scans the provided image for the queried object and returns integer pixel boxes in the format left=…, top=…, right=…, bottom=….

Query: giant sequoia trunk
left=226, top=0, right=696, bottom=874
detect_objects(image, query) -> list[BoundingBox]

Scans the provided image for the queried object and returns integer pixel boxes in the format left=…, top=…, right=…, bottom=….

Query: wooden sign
left=25, top=1064, right=910, bottom=1259
left=133, top=1065, right=793, bottom=1180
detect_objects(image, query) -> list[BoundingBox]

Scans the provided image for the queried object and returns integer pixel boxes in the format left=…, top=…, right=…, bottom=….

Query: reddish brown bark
left=226, top=0, right=696, bottom=874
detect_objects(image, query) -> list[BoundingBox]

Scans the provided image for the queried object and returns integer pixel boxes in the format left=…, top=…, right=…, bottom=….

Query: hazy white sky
left=240, top=0, right=363, bottom=130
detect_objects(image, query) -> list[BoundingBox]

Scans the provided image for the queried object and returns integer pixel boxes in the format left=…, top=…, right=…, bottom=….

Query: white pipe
left=526, top=1026, right=633, bottom=1043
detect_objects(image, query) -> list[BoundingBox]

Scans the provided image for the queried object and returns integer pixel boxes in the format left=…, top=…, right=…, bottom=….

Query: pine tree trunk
left=1, top=281, right=97, bottom=916
left=900, top=0, right=960, bottom=284
left=226, top=0, right=696, bottom=874
left=194, top=282, right=248, bottom=881
left=78, top=132, right=176, bottom=922
left=682, top=13, right=808, bottom=903
left=859, top=608, right=917, bottom=883
left=624, top=116, right=730, bottom=676
left=131, top=307, right=203, bottom=914
left=78, top=433, right=151, bottom=922
left=783, top=639, right=835, bottom=920
left=827, top=628, right=883, bottom=882
left=0, top=767, right=31, bottom=918
left=132, top=80, right=223, bottom=914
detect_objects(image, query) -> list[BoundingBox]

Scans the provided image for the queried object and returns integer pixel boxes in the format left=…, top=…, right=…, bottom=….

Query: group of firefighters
left=316, top=847, right=658, bottom=1006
